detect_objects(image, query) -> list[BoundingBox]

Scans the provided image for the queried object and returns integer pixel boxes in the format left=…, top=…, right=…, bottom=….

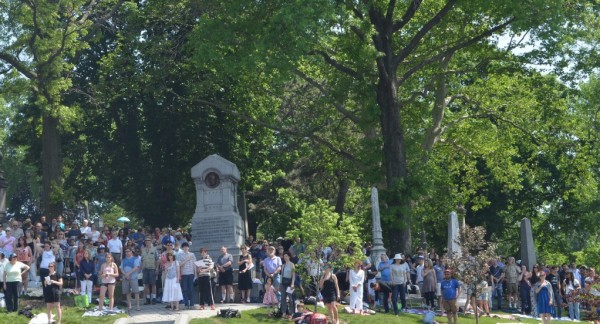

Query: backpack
left=309, top=313, right=328, bottom=324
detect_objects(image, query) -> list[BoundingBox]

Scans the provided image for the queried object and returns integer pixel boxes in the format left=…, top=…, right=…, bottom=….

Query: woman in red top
left=16, top=236, right=33, bottom=293
left=74, top=241, right=86, bottom=270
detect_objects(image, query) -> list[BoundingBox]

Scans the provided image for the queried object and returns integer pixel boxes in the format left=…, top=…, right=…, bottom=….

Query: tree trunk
left=41, top=113, right=62, bottom=217
left=334, top=177, right=348, bottom=217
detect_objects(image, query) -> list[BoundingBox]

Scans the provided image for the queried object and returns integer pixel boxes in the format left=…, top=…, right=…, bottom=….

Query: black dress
left=238, top=254, right=253, bottom=290
left=321, top=275, right=337, bottom=303
left=43, top=273, right=61, bottom=303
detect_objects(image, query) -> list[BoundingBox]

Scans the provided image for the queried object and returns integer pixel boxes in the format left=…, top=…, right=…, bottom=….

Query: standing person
left=519, top=266, right=532, bottom=315
left=15, top=236, right=32, bottom=294
left=12, top=221, right=24, bottom=240
left=94, top=245, right=107, bottom=285
left=216, top=246, right=234, bottom=303
left=121, top=248, right=141, bottom=311
left=390, top=253, right=410, bottom=315
left=0, top=228, right=16, bottom=254
left=280, top=252, right=296, bottom=318
left=161, top=253, right=183, bottom=311
left=505, top=257, right=521, bottom=309
left=0, top=253, right=7, bottom=294
left=477, top=270, right=491, bottom=316
left=43, top=262, right=62, bottom=324
left=3, top=253, right=30, bottom=312
left=141, top=238, right=159, bottom=305
left=564, top=271, right=580, bottom=320
left=546, top=266, right=563, bottom=319
left=349, top=260, right=365, bottom=314
left=441, top=269, right=461, bottom=324
left=535, top=271, right=554, bottom=324
left=39, top=242, right=56, bottom=284
left=434, top=257, right=446, bottom=312
left=530, top=265, right=540, bottom=317
left=263, top=276, right=278, bottom=316
left=178, top=242, right=196, bottom=309
left=98, top=253, right=119, bottom=312
left=107, top=231, right=123, bottom=266
left=196, top=247, right=215, bottom=310
left=78, top=250, right=95, bottom=304
left=422, top=259, right=437, bottom=310
left=489, top=259, right=505, bottom=310
left=238, top=245, right=254, bottom=304
left=263, top=246, right=282, bottom=303
left=319, top=264, right=340, bottom=324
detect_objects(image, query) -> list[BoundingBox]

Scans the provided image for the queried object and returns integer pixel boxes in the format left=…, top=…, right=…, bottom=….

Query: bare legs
left=326, top=302, right=339, bottom=324
left=46, top=302, right=62, bottom=324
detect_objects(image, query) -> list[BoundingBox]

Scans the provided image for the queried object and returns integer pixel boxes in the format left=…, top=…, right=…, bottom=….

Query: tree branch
left=292, top=68, right=362, bottom=125
left=393, top=0, right=458, bottom=66
left=311, top=50, right=361, bottom=79
left=0, top=52, right=37, bottom=79
left=391, top=0, right=423, bottom=33
left=397, top=18, right=515, bottom=86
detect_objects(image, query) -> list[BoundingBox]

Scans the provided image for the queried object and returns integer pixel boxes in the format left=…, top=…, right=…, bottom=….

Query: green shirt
left=4, top=261, right=27, bottom=282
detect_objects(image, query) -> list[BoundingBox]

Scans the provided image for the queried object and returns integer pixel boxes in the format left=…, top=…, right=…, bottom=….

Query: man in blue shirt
left=441, top=269, right=461, bottom=324
left=120, top=248, right=141, bottom=310
left=434, top=258, right=446, bottom=311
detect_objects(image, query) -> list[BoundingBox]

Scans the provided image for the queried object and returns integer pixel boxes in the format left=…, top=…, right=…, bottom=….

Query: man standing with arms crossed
left=178, top=242, right=196, bottom=309
left=141, top=237, right=159, bottom=305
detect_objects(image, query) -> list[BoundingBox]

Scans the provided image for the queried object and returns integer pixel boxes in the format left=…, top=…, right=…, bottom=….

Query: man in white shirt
left=88, top=224, right=101, bottom=243
left=107, top=231, right=123, bottom=265
left=80, top=219, right=91, bottom=236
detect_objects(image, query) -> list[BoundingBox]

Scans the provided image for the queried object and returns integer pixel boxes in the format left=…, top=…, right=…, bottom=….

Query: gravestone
left=191, top=155, right=245, bottom=263
left=520, top=218, right=536, bottom=272
left=0, top=152, right=7, bottom=224
left=447, top=211, right=461, bottom=257
left=370, top=187, right=387, bottom=266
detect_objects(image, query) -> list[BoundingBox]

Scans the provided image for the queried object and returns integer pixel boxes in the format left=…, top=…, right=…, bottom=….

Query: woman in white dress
left=162, top=252, right=183, bottom=310
left=349, top=260, right=365, bottom=314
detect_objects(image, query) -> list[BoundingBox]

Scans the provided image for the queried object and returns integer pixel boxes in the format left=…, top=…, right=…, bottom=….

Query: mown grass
left=191, top=306, right=563, bottom=324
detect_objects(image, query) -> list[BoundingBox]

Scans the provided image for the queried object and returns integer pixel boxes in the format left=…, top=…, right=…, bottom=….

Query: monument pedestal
left=191, top=155, right=245, bottom=263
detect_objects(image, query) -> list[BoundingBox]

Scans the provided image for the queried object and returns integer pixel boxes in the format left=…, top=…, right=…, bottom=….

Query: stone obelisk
left=520, top=218, right=536, bottom=271
left=370, top=187, right=387, bottom=265
left=447, top=211, right=461, bottom=257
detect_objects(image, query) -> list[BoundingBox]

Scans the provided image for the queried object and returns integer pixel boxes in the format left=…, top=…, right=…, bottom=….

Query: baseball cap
left=99, top=244, right=106, bottom=249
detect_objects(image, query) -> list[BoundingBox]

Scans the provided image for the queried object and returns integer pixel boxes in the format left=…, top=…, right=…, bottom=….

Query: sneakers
left=220, top=299, right=225, bottom=303
left=210, top=305, right=215, bottom=310
left=229, top=299, right=234, bottom=303
left=144, top=299, right=152, bottom=305
left=151, top=298, right=157, bottom=305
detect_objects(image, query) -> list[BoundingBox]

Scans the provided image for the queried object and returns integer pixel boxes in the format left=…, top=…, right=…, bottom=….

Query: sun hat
left=394, top=253, right=403, bottom=260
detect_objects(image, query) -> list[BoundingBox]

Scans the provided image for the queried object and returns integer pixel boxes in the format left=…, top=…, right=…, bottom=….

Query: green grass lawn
left=191, top=306, right=558, bottom=324
left=0, top=295, right=128, bottom=324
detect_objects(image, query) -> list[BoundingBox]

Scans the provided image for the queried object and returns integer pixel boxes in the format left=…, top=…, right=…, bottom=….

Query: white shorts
left=436, top=283, right=441, bottom=297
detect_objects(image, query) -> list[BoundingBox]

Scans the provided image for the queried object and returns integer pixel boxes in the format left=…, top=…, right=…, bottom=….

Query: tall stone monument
left=370, top=187, right=386, bottom=265
left=191, top=155, right=245, bottom=263
left=447, top=211, right=461, bottom=257
left=0, top=152, right=7, bottom=224
left=520, top=218, right=536, bottom=271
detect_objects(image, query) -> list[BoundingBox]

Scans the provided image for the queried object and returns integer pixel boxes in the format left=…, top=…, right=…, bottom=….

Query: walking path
left=113, top=302, right=262, bottom=324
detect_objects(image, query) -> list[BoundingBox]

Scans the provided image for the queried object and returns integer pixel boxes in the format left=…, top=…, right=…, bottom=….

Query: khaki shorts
left=507, top=282, right=518, bottom=294
left=122, top=277, right=139, bottom=294
left=442, top=299, right=457, bottom=314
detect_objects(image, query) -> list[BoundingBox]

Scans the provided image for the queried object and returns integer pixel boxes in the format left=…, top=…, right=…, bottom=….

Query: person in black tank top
left=319, top=265, right=340, bottom=324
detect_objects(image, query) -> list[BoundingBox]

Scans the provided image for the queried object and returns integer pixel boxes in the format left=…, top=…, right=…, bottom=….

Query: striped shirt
left=197, top=255, right=214, bottom=277
left=178, top=251, right=196, bottom=275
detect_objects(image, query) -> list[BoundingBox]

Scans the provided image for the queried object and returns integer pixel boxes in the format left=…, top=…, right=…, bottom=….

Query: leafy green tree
left=0, top=0, right=124, bottom=216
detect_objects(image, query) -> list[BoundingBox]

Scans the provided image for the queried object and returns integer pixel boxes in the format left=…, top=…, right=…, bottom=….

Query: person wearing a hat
left=3, top=252, right=30, bottom=312
left=441, top=269, right=461, bottom=324
left=390, top=253, right=410, bottom=315
left=95, top=245, right=108, bottom=285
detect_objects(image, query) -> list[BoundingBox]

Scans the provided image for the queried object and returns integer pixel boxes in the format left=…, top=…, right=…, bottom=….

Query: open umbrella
left=117, top=216, right=130, bottom=222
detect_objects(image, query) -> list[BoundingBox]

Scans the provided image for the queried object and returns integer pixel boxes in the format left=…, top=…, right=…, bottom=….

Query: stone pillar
left=447, top=211, right=461, bottom=257
left=370, top=187, right=387, bottom=265
left=520, top=218, right=536, bottom=272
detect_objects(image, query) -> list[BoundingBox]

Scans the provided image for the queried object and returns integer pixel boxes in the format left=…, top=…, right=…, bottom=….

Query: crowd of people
left=1, top=217, right=599, bottom=324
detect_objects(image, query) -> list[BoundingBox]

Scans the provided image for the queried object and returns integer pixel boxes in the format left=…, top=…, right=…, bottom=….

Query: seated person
left=291, top=303, right=313, bottom=324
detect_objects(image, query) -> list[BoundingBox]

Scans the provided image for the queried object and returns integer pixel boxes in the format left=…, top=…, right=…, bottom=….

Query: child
left=263, top=276, right=278, bottom=316
left=291, top=303, right=313, bottom=324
